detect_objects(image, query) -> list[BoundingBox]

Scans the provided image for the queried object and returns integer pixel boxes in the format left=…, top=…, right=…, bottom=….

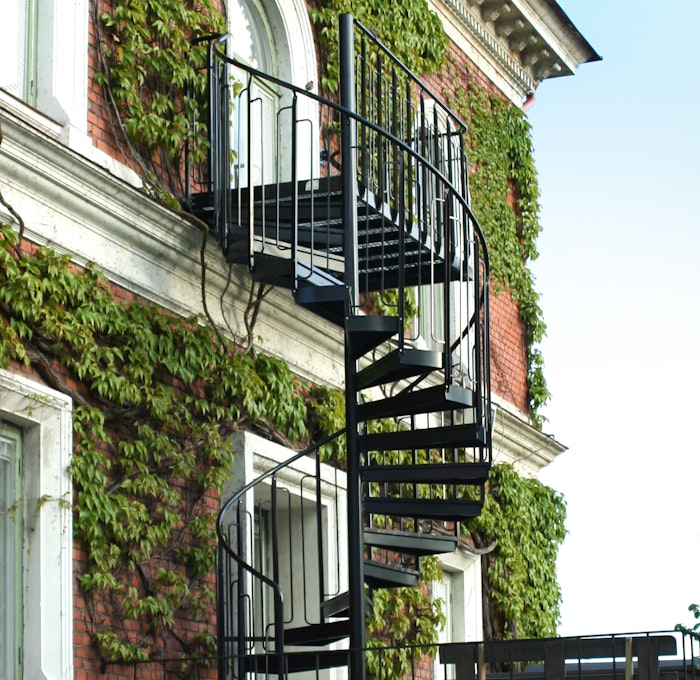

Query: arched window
left=230, top=0, right=279, bottom=186
left=228, top=0, right=318, bottom=187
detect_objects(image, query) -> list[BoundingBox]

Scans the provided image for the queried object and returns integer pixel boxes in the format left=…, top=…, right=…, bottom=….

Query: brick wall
left=489, top=287, right=530, bottom=414
left=87, top=1, right=135, bottom=170
left=2, top=239, right=219, bottom=678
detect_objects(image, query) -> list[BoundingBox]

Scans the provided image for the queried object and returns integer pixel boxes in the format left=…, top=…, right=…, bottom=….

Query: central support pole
left=339, top=13, right=366, bottom=680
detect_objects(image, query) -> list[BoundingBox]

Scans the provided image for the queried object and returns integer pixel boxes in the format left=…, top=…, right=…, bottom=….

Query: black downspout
left=339, top=14, right=366, bottom=680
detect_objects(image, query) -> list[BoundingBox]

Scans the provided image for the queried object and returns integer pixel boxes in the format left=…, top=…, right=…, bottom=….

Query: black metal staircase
left=191, top=14, right=492, bottom=680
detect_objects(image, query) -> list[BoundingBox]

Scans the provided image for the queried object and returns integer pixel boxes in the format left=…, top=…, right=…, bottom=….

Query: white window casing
left=0, top=423, right=23, bottom=680
left=0, top=370, right=73, bottom=680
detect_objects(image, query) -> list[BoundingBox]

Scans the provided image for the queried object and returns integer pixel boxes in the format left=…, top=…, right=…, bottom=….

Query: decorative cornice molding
left=0, top=104, right=346, bottom=389
left=431, top=0, right=600, bottom=104
left=491, top=402, right=566, bottom=475
left=441, top=0, right=536, bottom=95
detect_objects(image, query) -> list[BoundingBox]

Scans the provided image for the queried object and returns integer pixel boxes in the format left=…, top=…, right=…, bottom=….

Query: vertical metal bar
left=359, top=34, right=368, bottom=186
left=207, top=40, right=215, bottom=195
left=625, top=637, right=634, bottom=680
left=216, top=542, right=226, bottom=680
left=477, top=643, right=486, bottom=680
left=442, top=116, right=453, bottom=384
left=221, top=56, right=232, bottom=252
left=339, top=14, right=365, bottom=680
left=236, top=502, right=247, bottom=680
left=377, top=51, right=384, bottom=206
left=340, top=14, right=359, bottom=308
left=397, top=105, right=406, bottom=351
left=315, top=450, right=326, bottom=620
left=291, top=95, right=299, bottom=291
left=391, top=65, right=398, bottom=209
left=270, top=478, right=285, bottom=659
left=247, top=77, right=255, bottom=271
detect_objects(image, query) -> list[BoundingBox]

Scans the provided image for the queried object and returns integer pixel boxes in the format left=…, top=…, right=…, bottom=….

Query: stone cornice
left=431, top=0, right=600, bottom=103
left=0, top=104, right=346, bottom=389
left=491, top=402, right=566, bottom=475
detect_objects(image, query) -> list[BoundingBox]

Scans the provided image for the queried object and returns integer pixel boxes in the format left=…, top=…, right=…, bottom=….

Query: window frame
left=0, top=0, right=89, bottom=147
left=1, top=0, right=38, bottom=104
left=0, top=370, right=73, bottom=680
left=0, top=423, right=23, bottom=680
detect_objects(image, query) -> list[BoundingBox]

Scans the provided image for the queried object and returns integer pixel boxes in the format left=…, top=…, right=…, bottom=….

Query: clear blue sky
left=527, top=1, right=700, bottom=636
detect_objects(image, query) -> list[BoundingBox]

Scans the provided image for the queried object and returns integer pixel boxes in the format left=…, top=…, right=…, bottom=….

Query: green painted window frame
left=2, top=0, right=37, bottom=104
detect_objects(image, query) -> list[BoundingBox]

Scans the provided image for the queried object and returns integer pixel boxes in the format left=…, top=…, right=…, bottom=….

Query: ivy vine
left=308, top=0, right=447, bottom=95
left=94, top=0, right=226, bottom=202
left=449, top=84, right=550, bottom=421
left=0, top=222, right=330, bottom=661
left=467, top=463, right=567, bottom=641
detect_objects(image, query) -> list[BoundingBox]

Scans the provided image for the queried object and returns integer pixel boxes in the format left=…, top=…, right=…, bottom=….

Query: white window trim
left=0, top=0, right=139, bottom=184
left=231, top=0, right=319, bottom=184
left=438, top=549, right=483, bottom=644
left=0, top=370, right=73, bottom=680
left=225, top=430, right=348, bottom=606
left=35, top=0, right=89, bottom=140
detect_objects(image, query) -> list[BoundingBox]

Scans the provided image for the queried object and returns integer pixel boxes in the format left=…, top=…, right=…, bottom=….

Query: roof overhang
left=431, top=0, right=601, bottom=104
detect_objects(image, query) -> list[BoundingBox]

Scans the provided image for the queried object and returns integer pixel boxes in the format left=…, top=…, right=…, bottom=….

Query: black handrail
left=216, top=429, right=344, bottom=678
left=206, top=35, right=491, bottom=432
left=206, top=43, right=490, bottom=278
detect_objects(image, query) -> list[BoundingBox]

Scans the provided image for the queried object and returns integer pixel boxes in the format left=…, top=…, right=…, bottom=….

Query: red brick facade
left=4, top=3, right=533, bottom=676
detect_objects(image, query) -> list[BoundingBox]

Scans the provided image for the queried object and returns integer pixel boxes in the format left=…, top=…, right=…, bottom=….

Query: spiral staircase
left=188, top=15, right=492, bottom=680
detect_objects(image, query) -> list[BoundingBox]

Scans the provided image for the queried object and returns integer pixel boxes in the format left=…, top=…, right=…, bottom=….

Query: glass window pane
left=0, top=0, right=28, bottom=99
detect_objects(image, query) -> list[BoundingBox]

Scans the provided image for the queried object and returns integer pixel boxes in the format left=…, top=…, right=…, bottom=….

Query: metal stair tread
left=360, top=461, right=490, bottom=485
left=243, top=649, right=349, bottom=674
left=284, top=619, right=350, bottom=646
left=320, top=591, right=350, bottom=619
left=357, top=384, right=474, bottom=421
left=363, top=528, right=458, bottom=556
left=357, top=347, right=442, bottom=390
left=364, top=559, right=420, bottom=588
left=346, top=315, right=401, bottom=358
left=364, top=497, right=484, bottom=521
left=360, top=423, right=486, bottom=451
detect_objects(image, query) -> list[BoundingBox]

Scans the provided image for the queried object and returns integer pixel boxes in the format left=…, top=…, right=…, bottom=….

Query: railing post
left=339, top=13, right=366, bottom=680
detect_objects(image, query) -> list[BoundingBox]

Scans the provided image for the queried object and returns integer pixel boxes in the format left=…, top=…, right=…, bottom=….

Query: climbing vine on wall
left=467, top=463, right=567, bottom=641
left=308, top=0, right=447, bottom=95
left=0, top=220, right=325, bottom=662
left=451, top=84, right=550, bottom=421
left=94, top=0, right=226, bottom=202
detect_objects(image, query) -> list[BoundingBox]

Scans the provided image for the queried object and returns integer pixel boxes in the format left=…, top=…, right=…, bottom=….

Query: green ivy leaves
left=366, top=556, right=446, bottom=676
left=96, top=0, right=226, bottom=199
left=467, top=463, right=567, bottom=640
left=308, top=0, right=447, bottom=94
left=447, top=84, right=550, bottom=423
left=0, top=228, right=316, bottom=662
